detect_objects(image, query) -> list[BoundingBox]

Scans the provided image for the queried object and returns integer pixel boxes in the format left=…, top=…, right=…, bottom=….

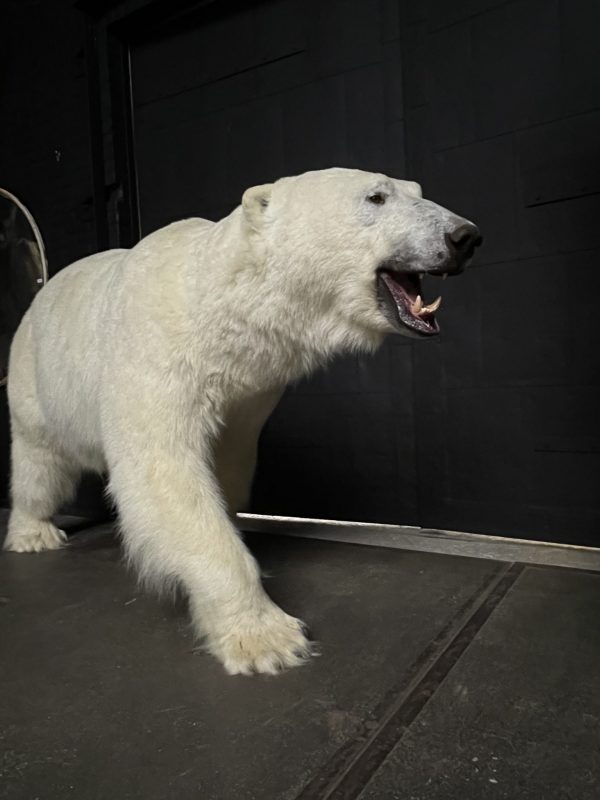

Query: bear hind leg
left=4, top=433, right=79, bottom=553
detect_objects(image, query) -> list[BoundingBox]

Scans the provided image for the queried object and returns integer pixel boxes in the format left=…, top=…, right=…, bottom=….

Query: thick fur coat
left=4, top=168, right=479, bottom=674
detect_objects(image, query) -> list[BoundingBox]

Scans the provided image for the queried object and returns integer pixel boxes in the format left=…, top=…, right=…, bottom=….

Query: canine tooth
left=423, top=296, right=442, bottom=313
left=442, top=273, right=448, bottom=280
left=412, top=295, right=423, bottom=314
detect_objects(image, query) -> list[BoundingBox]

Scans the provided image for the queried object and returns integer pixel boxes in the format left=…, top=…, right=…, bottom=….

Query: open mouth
left=377, top=269, right=443, bottom=337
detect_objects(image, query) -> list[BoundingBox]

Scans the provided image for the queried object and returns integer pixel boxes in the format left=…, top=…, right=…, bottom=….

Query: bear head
left=241, top=168, right=481, bottom=341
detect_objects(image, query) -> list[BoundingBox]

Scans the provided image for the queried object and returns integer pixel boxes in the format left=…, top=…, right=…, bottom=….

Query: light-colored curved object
left=0, top=188, right=48, bottom=387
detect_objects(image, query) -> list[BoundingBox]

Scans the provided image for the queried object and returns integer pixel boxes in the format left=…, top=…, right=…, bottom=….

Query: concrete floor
left=1, top=513, right=599, bottom=800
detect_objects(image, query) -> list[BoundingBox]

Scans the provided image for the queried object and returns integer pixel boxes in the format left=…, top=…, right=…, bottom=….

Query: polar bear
left=4, top=168, right=481, bottom=674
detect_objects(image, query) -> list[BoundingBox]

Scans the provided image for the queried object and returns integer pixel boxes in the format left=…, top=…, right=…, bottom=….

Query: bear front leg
left=105, top=415, right=312, bottom=675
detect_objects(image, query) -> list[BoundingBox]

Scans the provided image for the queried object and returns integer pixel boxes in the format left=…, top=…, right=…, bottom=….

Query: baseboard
left=237, top=513, right=600, bottom=572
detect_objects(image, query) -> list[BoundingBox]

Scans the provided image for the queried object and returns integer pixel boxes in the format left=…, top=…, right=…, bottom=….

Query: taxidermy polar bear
left=5, top=168, right=481, bottom=675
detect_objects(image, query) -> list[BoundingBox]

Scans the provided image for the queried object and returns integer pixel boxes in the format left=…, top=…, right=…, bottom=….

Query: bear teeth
left=423, top=296, right=442, bottom=313
left=411, top=295, right=442, bottom=315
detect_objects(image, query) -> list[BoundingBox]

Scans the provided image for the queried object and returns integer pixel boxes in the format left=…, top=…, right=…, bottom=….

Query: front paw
left=206, top=604, right=316, bottom=676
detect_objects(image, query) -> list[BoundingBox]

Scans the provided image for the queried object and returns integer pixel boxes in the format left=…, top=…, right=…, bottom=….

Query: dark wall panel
left=0, top=0, right=96, bottom=506
left=471, top=0, right=561, bottom=138
left=255, top=338, right=419, bottom=524
left=562, top=0, right=600, bottom=116
left=400, top=0, right=600, bottom=542
left=0, top=0, right=95, bottom=272
left=518, top=112, right=600, bottom=206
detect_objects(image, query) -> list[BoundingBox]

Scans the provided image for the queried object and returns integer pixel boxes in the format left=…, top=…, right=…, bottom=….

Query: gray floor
left=1, top=514, right=599, bottom=800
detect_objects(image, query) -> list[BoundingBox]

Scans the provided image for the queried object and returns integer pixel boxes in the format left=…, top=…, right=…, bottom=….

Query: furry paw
left=206, top=605, right=316, bottom=676
left=4, top=519, right=67, bottom=553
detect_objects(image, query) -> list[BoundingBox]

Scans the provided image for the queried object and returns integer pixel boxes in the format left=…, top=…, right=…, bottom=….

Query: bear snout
left=444, top=223, right=482, bottom=274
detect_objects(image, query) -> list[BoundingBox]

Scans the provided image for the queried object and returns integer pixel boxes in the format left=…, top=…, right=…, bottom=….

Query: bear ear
left=242, top=183, right=273, bottom=229
left=404, top=181, right=423, bottom=199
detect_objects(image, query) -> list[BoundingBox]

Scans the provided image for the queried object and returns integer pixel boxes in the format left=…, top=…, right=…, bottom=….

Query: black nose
left=446, top=223, right=482, bottom=268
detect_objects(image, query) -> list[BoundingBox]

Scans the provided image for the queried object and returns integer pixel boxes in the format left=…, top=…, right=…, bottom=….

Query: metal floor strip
left=238, top=513, right=600, bottom=572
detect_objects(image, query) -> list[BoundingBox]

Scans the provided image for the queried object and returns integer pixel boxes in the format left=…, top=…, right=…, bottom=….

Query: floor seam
left=296, top=562, right=525, bottom=800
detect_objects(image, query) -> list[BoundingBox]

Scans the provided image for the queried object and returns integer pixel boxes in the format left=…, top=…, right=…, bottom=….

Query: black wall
left=0, top=0, right=95, bottom=506
left=397, top=0, right=600, bottom=542
left=1, top=0, right=599, bottom=544
left=0, top=1, right=95, bottom=269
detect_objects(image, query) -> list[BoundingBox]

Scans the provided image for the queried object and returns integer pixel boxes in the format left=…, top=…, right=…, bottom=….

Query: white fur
left=4, top=168, right=470, bottom=675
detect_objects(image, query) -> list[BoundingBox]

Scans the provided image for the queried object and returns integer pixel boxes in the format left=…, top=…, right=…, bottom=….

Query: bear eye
left=367, top=192, right=387, bottom=205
